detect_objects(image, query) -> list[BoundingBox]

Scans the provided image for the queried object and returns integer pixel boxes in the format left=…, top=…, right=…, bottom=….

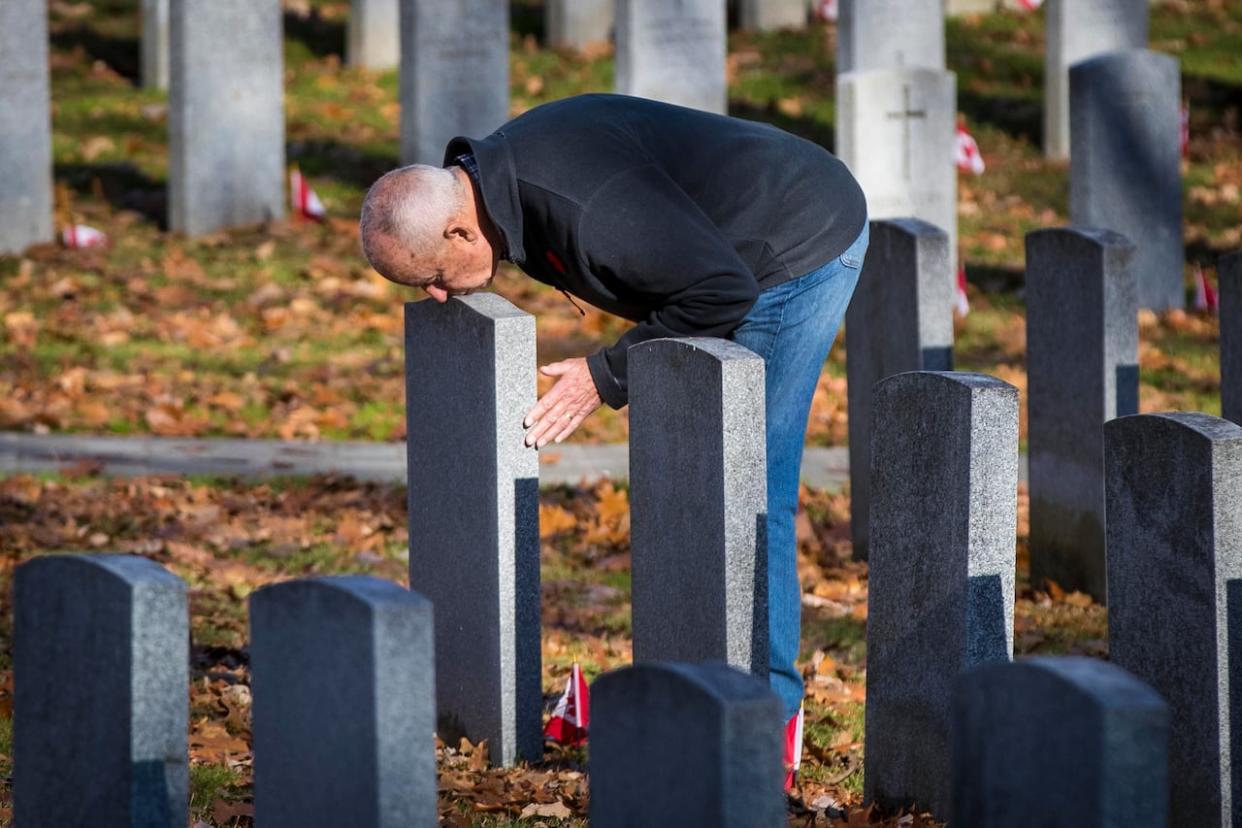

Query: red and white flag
left=61, top=224, right=108, bottom=249
left=544, top=663, right=589, bottom=747
left=1180, top=102, right=1190, bottom=159
left=816, top=0, right=838, bottom=22
left=290, top=166, right=326, bottom=221
left=955, top=124, right=986, bottom=176
left=1194, top=265, right=1218, bottom=315
left=784, top=706, right=804, bottom=792
left=955, top=264, right=971, bottom=317
left=1015, top=0, right=1043, bottom=10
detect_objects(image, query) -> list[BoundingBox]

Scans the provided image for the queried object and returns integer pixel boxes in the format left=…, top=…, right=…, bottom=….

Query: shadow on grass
left=511, top=0, right=545, bottom=41
left=288, top=138, right=400, bottom=191
left=50, top=25, right=140, bottom=85
left=56, top=161, right=166, bottom=226
left=728, top=100, right=836, bottom=152
left=284, top=9, right=346, bottom=61
left=958, top=89, right=1042, bottom=148
left=964, top=262, right=1026, bottom=294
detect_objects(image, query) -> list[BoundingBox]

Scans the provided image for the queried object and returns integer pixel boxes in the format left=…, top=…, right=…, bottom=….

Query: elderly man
left=361, top=93, right=868, bottom=789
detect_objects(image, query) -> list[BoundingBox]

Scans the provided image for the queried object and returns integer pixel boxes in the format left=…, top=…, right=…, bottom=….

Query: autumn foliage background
left=0, top=0, right=1239, bottom=825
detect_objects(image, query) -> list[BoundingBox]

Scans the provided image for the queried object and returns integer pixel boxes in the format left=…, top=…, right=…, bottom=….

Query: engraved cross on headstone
left=886, top=85, right=926, bottom=181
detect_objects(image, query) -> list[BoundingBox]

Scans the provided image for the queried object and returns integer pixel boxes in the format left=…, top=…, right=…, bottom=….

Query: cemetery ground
left=0, top=1, right=1239, bottom=826
left=0, top=0, right=1238, bottom=443
left=0, top=469, right=1108, bottom=827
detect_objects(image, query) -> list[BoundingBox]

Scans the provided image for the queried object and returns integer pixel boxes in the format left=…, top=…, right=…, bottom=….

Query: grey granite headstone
left=251, top=577, right=436, bottom=827
left=615, top=0, right=727, bottom=114
left=739, top=0, right=807, bottom=31
left=837, top=0, right=945, bottom=73
left=1070, top=50, right=1182, bottom=311
left=404, top=294, right=541, bottom=766
left=1026, top=228, right=1138, bottom=601
left=837, top=68, right=957, bottom=269
left=400, top=0, right=509, bottom=165
left=349, top=0, right=401, bottom=69
left=865, top=371, right=1017, bottom=819
left=142, top=0, right=170, bottom=90
left=1222, top=252, right=1241, bottom=426
left=547, top=0, right=614, bottom=50
left=1106, top=412, right=1242, bottom=826
left=169, top=0, right=286, bottom=235
left=590, top=662, right=785, bottom=827
left=14, top=554, right=188, bottom=827
left=0, top=0, right=53, bottom=255
left=629, top=338, right=768, bottom=677
left=845, top=219, right=954, bottom=561
left=952, top=657, right=1168, bottom=827
left=1044, top=0, right=1148, bottom=159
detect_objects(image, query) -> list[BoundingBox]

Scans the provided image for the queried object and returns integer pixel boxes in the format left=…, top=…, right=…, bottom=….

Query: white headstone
left=349, top=0, right=401, bottom=70
left=739, top=0, right=807, bottom=31
left=616, top=0, right=727, bottom=114
left=142, top=0, right=170, bottom=90
left=169, top=0, right=286, bottom=235
left=1043, top=0, right=1148, bottom=159
left=0, top=0, right=54, bottom=254
left=400, top=0, right=510, bottom=165
left=547, top=0, right=614, bottom=50
left=836, top=68, right=957, bottom=269
left=838, top=0, right=945, bottom=73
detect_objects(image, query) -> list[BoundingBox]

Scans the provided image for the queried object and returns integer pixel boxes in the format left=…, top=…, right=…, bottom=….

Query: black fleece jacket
left=444, top=94, right=867, bottom=409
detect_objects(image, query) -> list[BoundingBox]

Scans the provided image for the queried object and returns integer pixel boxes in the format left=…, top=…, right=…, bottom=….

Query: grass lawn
left=0, top=0, right=1236, bottom=446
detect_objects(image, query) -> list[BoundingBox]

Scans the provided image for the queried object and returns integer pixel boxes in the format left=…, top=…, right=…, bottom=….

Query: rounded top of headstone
left=404, top=292, right=532, bottom=325
left=1069, top=48, right=1179, bottom=79
left=252, top=575, right=432, bottom=613
left=1106, top=412, right=1242, bottom=448
left=958, top=656, right=1167, bottom=715
left=593, top=662, right=778, bottom=708
left=17, top=553, right=185, bottom=591
left=876, top=370, right=1018, bottom=399
left=1026, top=226, right=1135, bottom=255
left=629, top=337, right=764, bottom=366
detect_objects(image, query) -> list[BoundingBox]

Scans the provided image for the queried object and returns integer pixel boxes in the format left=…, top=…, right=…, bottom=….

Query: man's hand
left=524, top=357, right=602, bottom=448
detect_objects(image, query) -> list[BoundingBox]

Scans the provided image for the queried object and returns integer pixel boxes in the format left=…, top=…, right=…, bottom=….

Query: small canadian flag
left=290, top=166, right=326, bottom=221
left=1016, top=0, right=1043, bottom=10
left=1194, top=265, right=1218, bottom=315
left=61, top=224, right=108, bottom=249
left=544, top=663, right=589, bottom=747
left=955, top=263, right=971, bottom=317
left=955, top=123, right=986, bottom=176
left=816, top=0, right=838, bottom=22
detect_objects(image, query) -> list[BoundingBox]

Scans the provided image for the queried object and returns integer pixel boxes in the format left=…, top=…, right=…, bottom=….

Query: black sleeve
left=579, top=164, right=760, bottom=408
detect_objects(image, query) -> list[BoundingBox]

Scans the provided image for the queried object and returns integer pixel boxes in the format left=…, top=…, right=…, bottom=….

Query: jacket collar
left=443, top=132, right=526, bottom=266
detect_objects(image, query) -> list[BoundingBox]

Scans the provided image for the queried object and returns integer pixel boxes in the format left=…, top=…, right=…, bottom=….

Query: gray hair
left=359, top=164, right=467, bottom=283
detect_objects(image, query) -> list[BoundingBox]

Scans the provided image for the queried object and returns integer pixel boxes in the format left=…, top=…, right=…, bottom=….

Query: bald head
left=360, top=164, right=469, bottom=286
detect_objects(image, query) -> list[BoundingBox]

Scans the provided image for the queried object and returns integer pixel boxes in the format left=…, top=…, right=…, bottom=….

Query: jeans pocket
left=838, top=221, right=870, bottom=270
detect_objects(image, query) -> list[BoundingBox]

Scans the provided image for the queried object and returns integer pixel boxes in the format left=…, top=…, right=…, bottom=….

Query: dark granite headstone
left=590, top=662, right=784, bottom=827
left=1027, top=228, right=1138, bottom=601
left=404, top=294, right=541, bottom=765
left=251, top=577, right=436, bottom=827
left=14, top=554, right=188, bottom=827
left=1070, top=50, right=1182, bottom=311
left=845, top=219, right=954, bottom=560
left=952, top=656, right=1168, bottom=827
left=1222, top=252, right=1241, bottom=426
left=865, top=371, right=1017, bottom=820
left=1106, top=412, right=1242, bottom=825
left=629, top=338, right=768, bottom=676
left=0, top=0, right=53, bottom=254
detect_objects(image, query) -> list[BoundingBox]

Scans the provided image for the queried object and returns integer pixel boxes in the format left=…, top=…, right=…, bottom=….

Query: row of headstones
left=838, top=0, right=1183, bottom=310
left=404, top=291, right=1242, bottom=823
left=862, top=369, right=1242, bottom=825
left=17, top=552, right=1176, bottom=827
left=847, top=220, right=1241, bottom=594
left=10, top=553, right=788, bottom=825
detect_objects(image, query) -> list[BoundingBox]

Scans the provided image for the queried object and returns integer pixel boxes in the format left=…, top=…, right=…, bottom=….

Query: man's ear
left=445, top=222, right=478, bottom=244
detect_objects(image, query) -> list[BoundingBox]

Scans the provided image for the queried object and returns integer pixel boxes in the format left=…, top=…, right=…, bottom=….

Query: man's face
left=371, top=229, right=498, bottom=303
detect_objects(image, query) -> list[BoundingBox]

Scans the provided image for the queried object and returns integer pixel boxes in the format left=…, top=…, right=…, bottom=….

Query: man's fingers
left=527, top=399, right=572, bottom=446
left=524, top=385, right=563, bottom=428
left=539, top=361, right=571, bottom=377
left=552, top=412, right=587, bottom=445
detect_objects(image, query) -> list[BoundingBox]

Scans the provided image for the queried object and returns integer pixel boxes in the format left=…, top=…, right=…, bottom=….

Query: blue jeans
left=729, top=221, right=869, bottom=719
